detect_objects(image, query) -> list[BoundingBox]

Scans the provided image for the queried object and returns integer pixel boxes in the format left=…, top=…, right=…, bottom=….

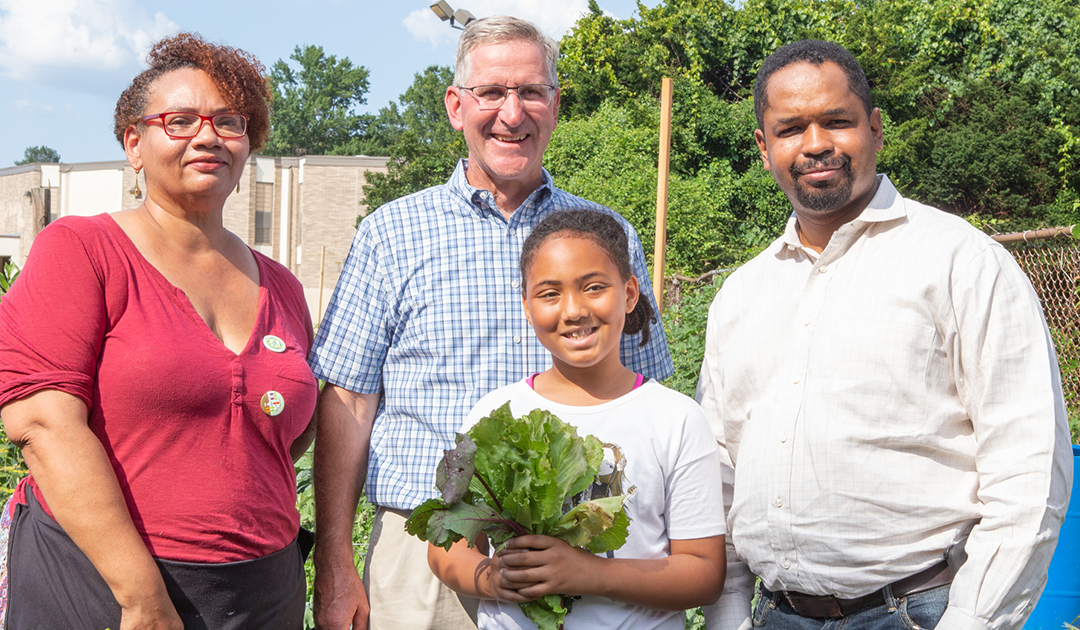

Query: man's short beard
left=790, top=155, right=853, bottom=212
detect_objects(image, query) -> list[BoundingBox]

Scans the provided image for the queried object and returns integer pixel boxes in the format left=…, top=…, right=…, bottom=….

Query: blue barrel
left=1025, top=444, right=1080, bottom=629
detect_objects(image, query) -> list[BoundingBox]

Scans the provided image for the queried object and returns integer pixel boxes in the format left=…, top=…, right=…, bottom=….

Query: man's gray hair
left=453, top=15, right=559, bottom=87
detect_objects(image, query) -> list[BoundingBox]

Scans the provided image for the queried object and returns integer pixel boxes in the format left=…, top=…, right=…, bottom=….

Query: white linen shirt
left=697, top=175, right=1072, bottom=630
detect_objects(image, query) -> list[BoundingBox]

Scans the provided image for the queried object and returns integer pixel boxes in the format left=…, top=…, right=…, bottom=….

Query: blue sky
left=0, top=0, right=659, bottom=166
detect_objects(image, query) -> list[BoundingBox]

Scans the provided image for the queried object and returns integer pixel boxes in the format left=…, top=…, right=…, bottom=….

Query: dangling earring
left=236, top=180, right=241, bottom=193
left=133, top=168, right=141, bottom=197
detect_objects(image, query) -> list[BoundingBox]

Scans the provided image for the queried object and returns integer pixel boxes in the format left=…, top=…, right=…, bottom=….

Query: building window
left=255, top=182, right=273, bottom=245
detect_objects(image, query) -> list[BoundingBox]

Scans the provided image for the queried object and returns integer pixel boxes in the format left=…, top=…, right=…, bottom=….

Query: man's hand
left=313, top=560, right=369, bottom=630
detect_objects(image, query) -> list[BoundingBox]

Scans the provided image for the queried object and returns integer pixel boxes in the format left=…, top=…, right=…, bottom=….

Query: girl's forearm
left=429, top=538, right=493, bottom=599
left=588, top=545, right=726, bottom=610
left=500, top=534, right=727, bottom=611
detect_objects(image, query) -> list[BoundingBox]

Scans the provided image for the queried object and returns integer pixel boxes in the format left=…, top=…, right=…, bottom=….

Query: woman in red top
left=0, top=33, right=317, bottom=629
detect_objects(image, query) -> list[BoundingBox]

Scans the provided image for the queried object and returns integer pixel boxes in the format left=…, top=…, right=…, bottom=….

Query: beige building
left=0, top=155, right=389, bottom=319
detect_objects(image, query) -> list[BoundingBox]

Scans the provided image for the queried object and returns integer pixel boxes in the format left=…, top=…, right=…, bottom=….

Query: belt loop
left=883, top=584, right=899, bottom=613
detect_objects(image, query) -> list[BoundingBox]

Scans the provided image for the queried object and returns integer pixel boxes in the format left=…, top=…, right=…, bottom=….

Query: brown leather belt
left=766, top=560, right=953, bottom=620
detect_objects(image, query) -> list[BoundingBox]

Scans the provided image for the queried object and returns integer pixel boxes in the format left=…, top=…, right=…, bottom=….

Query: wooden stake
left=318, top=245, right=327, bottom=321
left=652, top=78, right=674, bottom=311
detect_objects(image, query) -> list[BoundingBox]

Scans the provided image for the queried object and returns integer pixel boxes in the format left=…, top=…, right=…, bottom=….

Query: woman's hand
left=495, top=535, right=600, bottom=599
left=118, top=592, right=184, bottom=630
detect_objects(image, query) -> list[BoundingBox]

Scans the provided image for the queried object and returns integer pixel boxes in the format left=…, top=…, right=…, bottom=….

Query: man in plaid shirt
left=308, top=15, right=673, bottom=630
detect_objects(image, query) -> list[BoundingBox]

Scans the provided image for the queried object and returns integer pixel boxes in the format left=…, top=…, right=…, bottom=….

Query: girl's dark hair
left=519, top=210, right=655, bottom=346
left=114, top=32, right=272, bottom=151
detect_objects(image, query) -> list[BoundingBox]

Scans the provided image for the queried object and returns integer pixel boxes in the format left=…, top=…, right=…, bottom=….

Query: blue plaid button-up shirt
left=309, top=160, right=674, bottom=510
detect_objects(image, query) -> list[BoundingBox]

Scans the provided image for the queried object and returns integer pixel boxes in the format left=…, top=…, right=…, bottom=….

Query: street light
left=430, top=1, right=476, bottom=30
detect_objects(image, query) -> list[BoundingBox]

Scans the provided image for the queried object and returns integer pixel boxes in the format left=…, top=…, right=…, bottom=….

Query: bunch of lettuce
left=406, top=403, right=629, bottom=630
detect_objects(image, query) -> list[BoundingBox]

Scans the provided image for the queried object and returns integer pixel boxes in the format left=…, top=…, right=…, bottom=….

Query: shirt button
left=511, top=279, right=520, bottom=289
left=782, top=558, right=792, bottom=570
left=774, top=497, right=784, bottom=508
left=803, top=319, right=811, bottom=326
left=819, top=265, right=828, bottom=273
left=780, top=433, right=788, bottom=443
left=793, top=375, right=801, bottom=384
left=509, top=227, right=517, bottom=235
left=787, top=244, right=796, bottom=251
left=513, top=335, right=521, bottom=344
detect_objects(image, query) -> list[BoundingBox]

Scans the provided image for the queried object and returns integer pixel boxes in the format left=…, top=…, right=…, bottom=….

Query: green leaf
left=520, top=594, right=570, bottom=630
left=548, top=495, right=630, bottom=552
left=583, top=506, right=631, bottom=554
left=407, top=402, right=631, bottom=627
left=436, top=434, right=476, bottom=504
left=427, top=502, right=503, bottom=550
left=404, top=498, right=449, bottom=540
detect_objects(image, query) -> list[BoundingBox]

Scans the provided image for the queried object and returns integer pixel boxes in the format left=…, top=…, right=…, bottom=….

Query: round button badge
left=263, top=335, right=287, bottom=353
left=261, top=391, right=285, bottom=416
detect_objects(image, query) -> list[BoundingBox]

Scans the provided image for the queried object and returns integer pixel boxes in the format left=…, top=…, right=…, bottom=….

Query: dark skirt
left=5, top=490, right=311, bottom=629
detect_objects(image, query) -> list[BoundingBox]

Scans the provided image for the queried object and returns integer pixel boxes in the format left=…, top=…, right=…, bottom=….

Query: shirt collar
left=446, top=159, right=555, bottom=219
left=779, top=174, right=905, bottom=252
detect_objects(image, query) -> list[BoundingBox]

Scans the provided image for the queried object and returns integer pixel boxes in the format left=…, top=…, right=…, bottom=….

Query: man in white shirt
left=697, top=39, right=1072, bottom=630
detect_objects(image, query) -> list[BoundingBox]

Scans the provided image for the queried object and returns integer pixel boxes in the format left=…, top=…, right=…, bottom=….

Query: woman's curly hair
left=113, top=32, right=272, bottom=151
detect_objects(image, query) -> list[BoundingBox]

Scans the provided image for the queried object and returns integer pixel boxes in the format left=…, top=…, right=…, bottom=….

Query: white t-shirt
left=462, top=378, right=727, bottom=630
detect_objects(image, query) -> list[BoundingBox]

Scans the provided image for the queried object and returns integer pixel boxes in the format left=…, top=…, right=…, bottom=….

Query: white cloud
left=0, top=0, right=179, bottom=90
left=13, top=97, right=55, bottom=115
left=404, top=0, right=590, bottom=48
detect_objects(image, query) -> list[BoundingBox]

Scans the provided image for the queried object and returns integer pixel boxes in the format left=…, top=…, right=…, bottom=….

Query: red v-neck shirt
left=0, top=214, right=317, bottom=562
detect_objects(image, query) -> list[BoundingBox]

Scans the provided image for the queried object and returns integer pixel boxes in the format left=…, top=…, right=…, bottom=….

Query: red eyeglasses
left=140, top=112, right=248, bottom=139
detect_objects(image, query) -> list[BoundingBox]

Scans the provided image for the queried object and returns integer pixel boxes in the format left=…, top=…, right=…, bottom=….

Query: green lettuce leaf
left=407, top=402, right=632, bottom=629
left=521, top=594, right=571, bottom=630
left=548, top=495, right=629, bottom=553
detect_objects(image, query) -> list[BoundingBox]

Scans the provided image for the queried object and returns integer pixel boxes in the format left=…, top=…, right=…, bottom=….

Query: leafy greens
left=405, top=403, right=630, bottom=629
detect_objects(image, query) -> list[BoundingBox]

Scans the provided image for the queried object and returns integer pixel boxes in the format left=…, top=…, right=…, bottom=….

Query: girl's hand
left=495, top=535, right=600, bottom=599
left=428, top=536, right=534, bottom=604
left=483, top=548, right=537, bottom=603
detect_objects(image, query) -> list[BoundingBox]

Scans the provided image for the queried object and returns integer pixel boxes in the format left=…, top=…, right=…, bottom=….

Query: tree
left=361, top=66, right=464, bottom=216
left=264, top=45, right=374, bottom=157
left=15, top=146, right=60, bottom=165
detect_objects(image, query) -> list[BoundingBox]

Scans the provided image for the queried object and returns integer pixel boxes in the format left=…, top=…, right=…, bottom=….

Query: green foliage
left=546, top=94, right=786, bottom=274
left=265, top=46, right=375, bottom=157
left=14, top=146, right=60, bottom=165
left=348, top=0, right=1080, bottom=272
left=360, top=66, right=464, bottom=218
left=662, top=275, right=728, bottom=397
left=550, top=0, right=1080, bottom=260
left=0, top=264, right=25, bottom=492
left=1, top=260, right=20, bottom=300
left=879, top=79, right=1064, bottom=224
left=686, top=607, right=707, bottom=630
left=295, top=447, right=376, bottom=629
left=0, top=424, right=27, bottom=497
left=405, top=405, right=628, bottom=630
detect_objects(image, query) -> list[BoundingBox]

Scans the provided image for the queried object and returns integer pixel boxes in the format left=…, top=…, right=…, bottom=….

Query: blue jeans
left=753, top=584, right=951, bottom=630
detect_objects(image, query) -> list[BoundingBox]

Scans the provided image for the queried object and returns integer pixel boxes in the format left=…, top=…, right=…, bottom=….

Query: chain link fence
left=993, top=226, right=1080, bottom=418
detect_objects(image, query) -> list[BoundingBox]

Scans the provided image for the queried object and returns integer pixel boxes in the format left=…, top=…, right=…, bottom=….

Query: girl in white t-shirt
left=427, top=210, right=727, bottom=630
